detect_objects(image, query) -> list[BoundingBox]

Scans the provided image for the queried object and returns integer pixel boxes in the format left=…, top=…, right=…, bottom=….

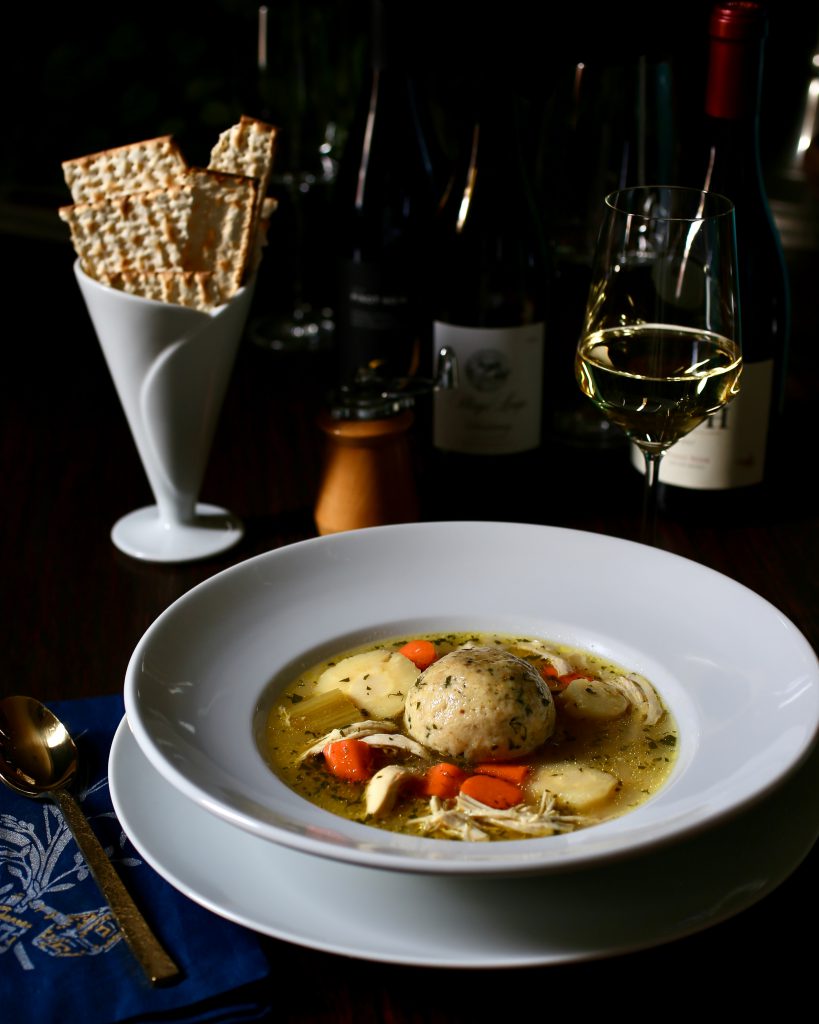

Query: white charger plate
left=123, top=521, right=819, bottom=875
left=109, top=716, right=819, bottom=968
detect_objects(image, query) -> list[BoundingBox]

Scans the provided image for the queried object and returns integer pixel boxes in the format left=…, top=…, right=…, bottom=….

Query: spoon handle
left=55, top=788, right=181, bottom=985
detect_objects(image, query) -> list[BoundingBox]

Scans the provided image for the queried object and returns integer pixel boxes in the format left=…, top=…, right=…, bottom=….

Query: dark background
left=3, top=1, right=817, bottom=226
left=1, top=0, right=817, bottom=424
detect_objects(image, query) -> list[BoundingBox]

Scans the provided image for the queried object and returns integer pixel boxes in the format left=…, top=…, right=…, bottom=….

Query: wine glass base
left=111, top=503, right=244, bottom=564
left=248, top=306, right=335, bottom=354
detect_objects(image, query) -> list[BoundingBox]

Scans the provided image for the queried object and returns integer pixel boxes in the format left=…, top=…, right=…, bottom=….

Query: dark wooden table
left=2, top=232, right=818, bottom=1018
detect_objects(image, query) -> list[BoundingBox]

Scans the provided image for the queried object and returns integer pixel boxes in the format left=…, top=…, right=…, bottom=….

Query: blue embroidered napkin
left=0, top=694, right=273, bottom=1023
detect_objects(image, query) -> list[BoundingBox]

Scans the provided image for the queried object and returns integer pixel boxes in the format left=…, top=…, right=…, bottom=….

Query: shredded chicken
left=610, top=673, right=664, bottom=726
left=409, top=791, right=592, bottom=842
left=507, top=639, right=573, bottom=678
left=298, top=719, right=399, bottom=760
left=358, top=733, right=428, bottom=757
left=365, top=765, right=413, bottom=817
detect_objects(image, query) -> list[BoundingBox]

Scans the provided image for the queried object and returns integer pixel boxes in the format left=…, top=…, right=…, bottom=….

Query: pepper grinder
left=314, top=349, right=457, bottom=535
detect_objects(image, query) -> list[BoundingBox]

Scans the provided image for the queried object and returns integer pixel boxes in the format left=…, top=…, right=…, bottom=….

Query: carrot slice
left=419, top=762, right=469, bottom=799
left=473, top=762, right=530, bottom=785
left=539, top=661, right=559, bottom=679
left=398, top=639, right=438, bottom=671
left=557, top=671, right=594, bottom=687
left=323, top=738, right=375, bottom=781
left=459, top=774, right=523, bottom=809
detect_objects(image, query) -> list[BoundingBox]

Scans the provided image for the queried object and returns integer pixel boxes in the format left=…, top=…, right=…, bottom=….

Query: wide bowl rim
left=123, top=520, right=819, bottom=876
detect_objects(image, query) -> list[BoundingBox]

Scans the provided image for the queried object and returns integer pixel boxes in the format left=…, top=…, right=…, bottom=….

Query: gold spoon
left=0, top=695, right=180, bottom=985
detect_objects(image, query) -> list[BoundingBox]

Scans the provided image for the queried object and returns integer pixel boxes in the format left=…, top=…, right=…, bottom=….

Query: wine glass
left=575, top=185, right=741, bottom=544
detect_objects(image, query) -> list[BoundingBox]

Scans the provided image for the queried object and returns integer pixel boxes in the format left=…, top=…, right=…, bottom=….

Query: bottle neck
left=444, top=89, right=532, bottom=213
left=370, top=0, right=407, bottom=73
left=704, top=3, right=767, bottom=122
left=701, top=4, right=769, bottom=198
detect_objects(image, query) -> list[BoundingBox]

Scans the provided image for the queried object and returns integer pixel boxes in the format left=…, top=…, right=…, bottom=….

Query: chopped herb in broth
left=264, top=631, right=677, bottom=842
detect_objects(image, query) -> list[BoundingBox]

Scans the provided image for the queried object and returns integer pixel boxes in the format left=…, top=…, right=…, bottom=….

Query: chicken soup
left=263, top=631, right=678, bottom=842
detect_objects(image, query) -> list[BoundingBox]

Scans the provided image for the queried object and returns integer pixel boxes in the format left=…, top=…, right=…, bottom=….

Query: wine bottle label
left=432, top=322, right=544, bottom=454
left=631, top=358, right=773, bottom=489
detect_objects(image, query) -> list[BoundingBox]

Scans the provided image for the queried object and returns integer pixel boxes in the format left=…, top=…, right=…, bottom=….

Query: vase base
left=111, top=503, right=244, bottom=563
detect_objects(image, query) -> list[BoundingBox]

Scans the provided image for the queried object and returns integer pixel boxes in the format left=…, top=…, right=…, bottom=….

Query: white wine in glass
left=576, top=186, right=741, bottom=544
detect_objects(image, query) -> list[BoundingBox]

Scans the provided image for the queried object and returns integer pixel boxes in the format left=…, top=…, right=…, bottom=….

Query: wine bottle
left=426, top=80, right=551, bottom=521
left=331, top=0, right=443, bottom=387
left=642, top=0, right=791, bottom=517
left=543, top=52, right=677, bottom=450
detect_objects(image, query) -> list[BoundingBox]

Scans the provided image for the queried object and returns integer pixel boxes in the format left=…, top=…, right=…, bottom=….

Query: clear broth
left=263, top=630, right=678, bottom=841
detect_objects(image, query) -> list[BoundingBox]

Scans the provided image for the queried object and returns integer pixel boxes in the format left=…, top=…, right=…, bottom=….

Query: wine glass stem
left=641, top=451, right=664, bottom=546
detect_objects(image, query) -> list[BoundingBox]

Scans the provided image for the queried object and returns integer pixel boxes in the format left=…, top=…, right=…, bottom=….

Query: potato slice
left=529, top=762, right=619, bottom=812
left=559, top=678, right=629, bottom=720
left=314, top=649, right=419, bottom=719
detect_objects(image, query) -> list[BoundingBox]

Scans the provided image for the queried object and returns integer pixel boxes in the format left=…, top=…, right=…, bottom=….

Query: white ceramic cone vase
left=75, top=261, right=252, bottom=563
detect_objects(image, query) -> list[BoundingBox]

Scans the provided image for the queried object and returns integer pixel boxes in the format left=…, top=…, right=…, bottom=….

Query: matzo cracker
left=59, top=117, right=277, bottom=311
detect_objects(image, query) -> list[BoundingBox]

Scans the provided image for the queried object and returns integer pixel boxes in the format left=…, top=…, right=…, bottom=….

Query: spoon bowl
left=0, top=696, right=78, bottom=795
left=0, top=695, right=180, bottom=985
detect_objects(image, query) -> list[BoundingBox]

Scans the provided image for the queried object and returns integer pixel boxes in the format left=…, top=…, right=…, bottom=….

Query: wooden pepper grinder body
left=314, top=407, right=419, bottom=535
